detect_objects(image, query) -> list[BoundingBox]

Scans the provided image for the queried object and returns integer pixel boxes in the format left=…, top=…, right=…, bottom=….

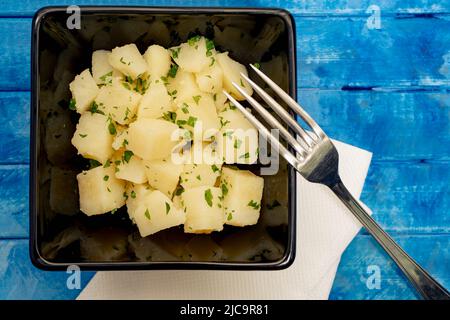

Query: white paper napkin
left=77, top=139, right=372, bottom=300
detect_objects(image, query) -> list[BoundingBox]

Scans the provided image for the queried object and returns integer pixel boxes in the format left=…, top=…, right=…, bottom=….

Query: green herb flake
left=89, top=159, right=102, bottom=169
left=239, top=152, right=250, bottom=159
left=103, top=175, right=109, bottom=181
left=170, top=47, right=181, bottom=59
left=144, top=208, right=151, bottom=220
left=187, top=116, right=197, bottom=127
left=252, top=62, right=261, bottom=69
left=162, top=111, right=177, bottom=123
left=103, top=161, right=111, bottom=168
left=165, top=202, right=170, bottom=214
left=234, top=139, right=242, bottom=149
left=192, top=95, right=201, bottom=105
left=240, top=78, right=245, bottom=87
left=187, top=35, right=201, bottom=46
left=204, top=188, right=213, bottom=207
left=69, top=99, right=76, bottom=111
left=247, top=200, right=260, bottom=210
left=79, top=133, right=88, bottom=138
left=211, top=164, right=220, bottom=173
left=221, top=183, right=228, bottom=196
left=100, top=71, right=113, bottom=83
left=209, top=57, right=215, bottom=66
left=168, top=64, right=178, bottom=78
left=227, top=213, right=233, bottom=221
left=108, top=122, right=117, bottom=135
left=123, top=150, right=134, bottom=163
left=120, top=57, right=126, bottom=64
left=111, top=208, right=117, bottom=214
left=196, top=175, right=201, bottom=181
left=181, top=103, right=189, bottom=114
left=131, top=190, right=136, bottom=199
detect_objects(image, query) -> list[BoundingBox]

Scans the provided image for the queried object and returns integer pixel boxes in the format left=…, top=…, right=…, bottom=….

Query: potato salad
left=69, top=36, right=264, bottom=237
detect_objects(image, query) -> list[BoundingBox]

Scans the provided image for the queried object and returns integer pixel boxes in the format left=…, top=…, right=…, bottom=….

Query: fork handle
left=331, top=181, right=450, bottom=300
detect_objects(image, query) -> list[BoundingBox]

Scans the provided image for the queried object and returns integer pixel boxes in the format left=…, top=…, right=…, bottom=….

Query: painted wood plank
left=0, top=161, right=448, bottom=239
left=0, top=165, right=29, bottom=238
left=0, top=0, right=449, bottom=17
left=0, top=92, right=30, bottom=164
left=1, top=16, right=450, bottom=90
left=330, top=234, right=450, bottom=299
left=361, top=162, right=450, bottom=234
left=0, top=239, right=95, bottom=300
left=0, top=89, right=449, bottom=163
left=299, top=90, right=450, bottom=161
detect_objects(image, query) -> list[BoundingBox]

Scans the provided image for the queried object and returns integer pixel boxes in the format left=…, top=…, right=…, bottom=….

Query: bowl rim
left=30, top=5, right=297, bottom=271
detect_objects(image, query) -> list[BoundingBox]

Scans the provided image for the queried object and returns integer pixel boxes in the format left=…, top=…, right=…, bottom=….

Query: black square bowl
left=30, top=6, right=297, bottom=270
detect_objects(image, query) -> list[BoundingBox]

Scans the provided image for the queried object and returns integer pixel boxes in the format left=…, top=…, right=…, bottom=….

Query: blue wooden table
left=0, top=0, right=449, bottom=300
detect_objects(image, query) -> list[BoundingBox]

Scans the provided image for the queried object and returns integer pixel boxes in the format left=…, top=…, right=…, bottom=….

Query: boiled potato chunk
left=166, top=69, right=201, bottom=103
left=95, top=79, right=142, bottom=125
left=71, top=112, right=114, bottom=164
left=171, top=36, right=214, bottom=73
left=91, top=50, right=123, bottom=85
left=137, top=82, right=174, bottom=119
left=143, top=45, right=171, bottom=81
left=182, top=186, right=224, bottom=233
left=69, top=69, right=99, bottom=113
left=216, top=52, right=253, bottom=100
left=127, top=118, right=180, bottom=160
left=113, top=151, right=148, bottom=184
left=143, top=158, right=183, bottom=197
left=108, top=44, right=148, bottom=79
left=127, top=186, right=185, bottom=237
left=195, top=63, right=223, bottom=93
left=175, top=94, right=220, bottom=141
left=181, top=143, right=222, bottom=188
left=77, top=165, right=126, bottom=216
left=220, top=167, right=264, bottom=226
left=216, top=107, right=259, bottom=164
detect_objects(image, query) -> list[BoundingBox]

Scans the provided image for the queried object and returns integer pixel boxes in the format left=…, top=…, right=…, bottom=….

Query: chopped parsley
left=205, top=38, right=215, bottom=57
left=209, top=57, right=215, bottom=66
left=204, top=188, right=213, bottom=207
left=192, top=95, right=201, bottom=105
left=187, top=35, right=201, bottom=46
left=69, top=99, right=76, bottom=111
left=108, top=122, right=117, bottom=135
left=89, top=159, right=101, bottom=169
left=227, top=213, right=233, bottom=221
left=221, top=183, right=228, bottom=196
left=130, top=190, right=136, bottom=199
left=103, top=175, right=109, bottom=181
left=247, top=200, right=260, bottom=210
left=170, top=47, right=181, bottom=59
left=234, top=139, right=242, bottom=149
left=196, top=175, right=201, bottom=181
left=168, top=64, right=178, bottom=78
left=239, top=152, right=250, bottom=159
left=165, top=202, right=170, bottom=214
left=252, top=62, right=261, bottom=69
left=211, top=164, right=220, bottom=173
left=186, top=116, right=197, bottom=127
left=99, top=71, right=113, bottom=83
left=144, top=208, right=151, bottom=220
left=162, top=111, right=177, bottom=123
left=123, top=150, right=134, bottom=163
left=181, top=103, right=189, bottom=114
left=79, top=133, right=88, bottom=138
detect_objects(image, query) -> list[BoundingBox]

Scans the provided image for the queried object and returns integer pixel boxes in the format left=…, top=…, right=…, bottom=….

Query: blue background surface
left=0, top=0, right=449, bottom=300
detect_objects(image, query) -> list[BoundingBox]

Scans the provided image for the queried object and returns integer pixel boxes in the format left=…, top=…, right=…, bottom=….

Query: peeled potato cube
left=216, top=52, right=253, bottom=100
left=220, top=167, right=264, bottom=226
left=112, top=128, right=129, bottom=150
left=109, top=44, right=148, bottom=79
left=113, top=151, right=148, bottom=184
left=71, top=112, right=114, bottom=164
left=216, top=107, right=258, bottom=164
left=181, top=143, right=222, bottom=188
left=175, top=94, right=220, bottom=141
left=95, top=79, right=142, bottom=125
left=143, top=45, right=171, bottom=81
left=171, top=37, right=214, bottom=73
left=166, top=69, right=201, bottom=103
left=195, top=63, right=223, bottom=93
left=143, top=158, right=183, bottom=197
left=92, top=50, right=123, bottom=85
left=77, top=165, right=126, bottom=216
left=128, top=118, right=180, bottom=160
left=182, top=186, right=224, bottom=233
left=137, top=82, right=174, bottom=119
left=69, top=69, right=99, bottom=113
left=127, top=187, right=185, bottom=237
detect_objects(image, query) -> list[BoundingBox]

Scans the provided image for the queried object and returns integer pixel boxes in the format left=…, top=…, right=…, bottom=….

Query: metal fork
left=222, top=64, right=450, bottom=300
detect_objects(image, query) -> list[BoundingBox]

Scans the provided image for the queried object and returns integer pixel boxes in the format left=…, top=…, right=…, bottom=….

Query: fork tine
left=223, top=90, right=302, bottom=170
left=249, top=64, right=326, bottom=140
left=229, top=82, right=308, bottom=158
left=239, top=72, right=316, bottom=148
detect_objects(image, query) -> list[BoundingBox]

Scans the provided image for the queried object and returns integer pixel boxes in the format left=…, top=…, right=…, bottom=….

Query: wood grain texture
left=0, top=0, right=449, bottom=16
left=330, top=234, right=450, bottom=299
left=0, top=239, right=95, bottom=299
left=1, top=16, right=450, bottom=90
